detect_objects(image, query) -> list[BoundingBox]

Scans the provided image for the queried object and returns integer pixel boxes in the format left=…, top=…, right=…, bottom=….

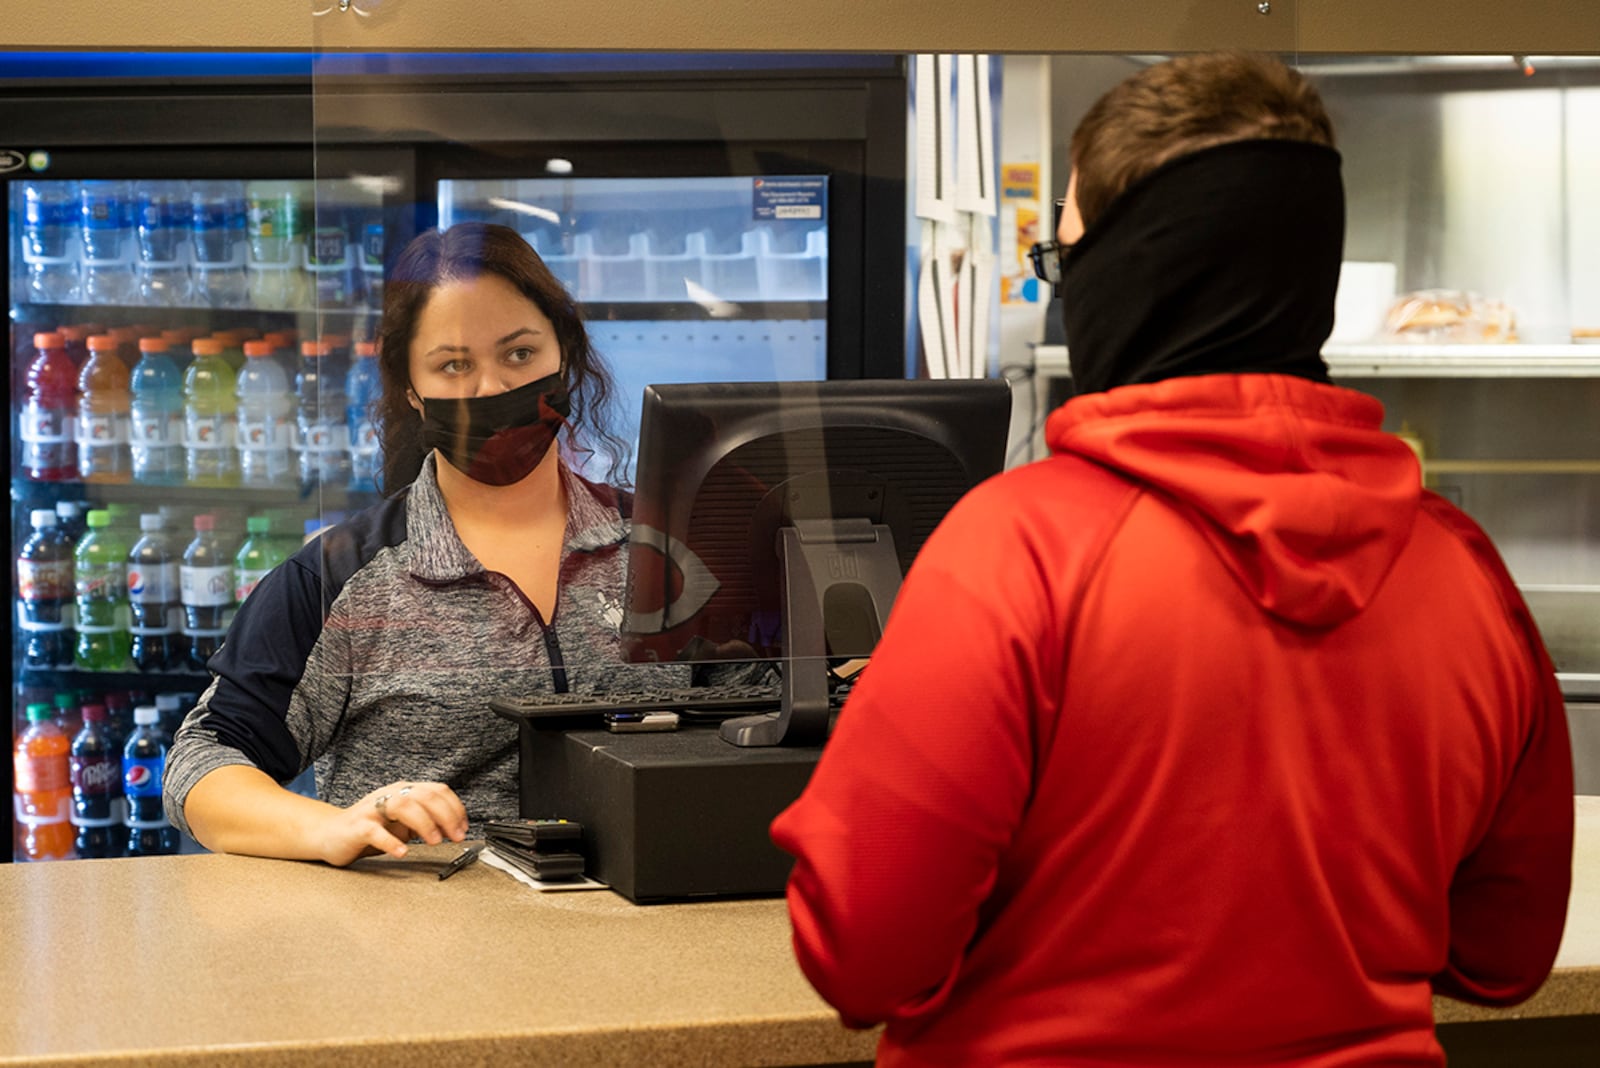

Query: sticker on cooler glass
left=20, top=407, right=70, bottom=443
left=753, top=177, right=827, bottom=221
left=131, top=413, right=182, bottom=446
left=185, top=412, right=234, bottom=450
left=123, top=757, right=164, bottom=799
left=180, top=565, right=233, bottom=607
left=77, top=412, right=129, bottom=445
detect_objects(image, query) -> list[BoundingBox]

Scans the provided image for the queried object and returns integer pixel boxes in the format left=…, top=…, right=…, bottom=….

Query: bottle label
left=181, top=564, right=234, bottom=607
left=309, top=226, right=349, bottom=269
left=130, top=412, right=182, bottom=446
left=185, top=411, right=235, bottom=450
left=71, top=753, right=121, bottom=798
left=18, top=559, right=73, bottom=603
left=305, top=423, right=351, bottom=453
left=15, top=752, right=70, bottom=794
left=237, top=416, right=291, bottom=451
left=128, top=561, right=179, bottom=604
left=13, top=791, right=71, bottom=827
left=235, top=567, right=273, bottom=603
left=123, top=755, right=165, bottom=799
left=20, top=405, right=70, bottom=444
left=75, top=562, right=127, bottom=601
left=352, top=420, right=380, bottom=453
left=77, top=411, right=130, bottom=446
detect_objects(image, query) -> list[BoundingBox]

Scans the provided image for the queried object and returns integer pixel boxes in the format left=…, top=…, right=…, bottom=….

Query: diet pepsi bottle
left=123, top=704, right=179, bottom=857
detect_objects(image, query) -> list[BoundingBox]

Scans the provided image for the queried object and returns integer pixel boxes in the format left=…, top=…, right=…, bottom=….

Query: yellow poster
left=999, top=162, right=1043, bottom=304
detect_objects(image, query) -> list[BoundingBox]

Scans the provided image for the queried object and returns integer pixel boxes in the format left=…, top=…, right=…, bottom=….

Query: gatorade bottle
left=21, top=332, right=79, bottom=482
left=128, top=513, right=183, bottom=674
left=74, top=509, right=131, bottom=673
left=346, top=340, right=383, bottom=493
left=234, top=516, right=288, bottom=605
left=59, top=324, right=94, bottom=369
left=129, top=336, right=185, bottom=485
left=183, top=337, right=238, bottom=487
left=296, top=340, right=351, bottom=489
left=77, top=333, right=133, bottom=484
left=237, top=340, right=295, bottom=488
left=70, top=703, right=122, bottom=859
left=14, top=703, right=74, bottom=861
left=181, top=514, right=233, bottom=672
left=123, top=705, right=179, bottom=857
left=17, top=508, right=75, bottom=671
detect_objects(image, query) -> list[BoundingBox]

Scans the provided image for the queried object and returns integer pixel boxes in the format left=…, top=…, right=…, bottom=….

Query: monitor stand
left=719, top=518, right=901, bottom=747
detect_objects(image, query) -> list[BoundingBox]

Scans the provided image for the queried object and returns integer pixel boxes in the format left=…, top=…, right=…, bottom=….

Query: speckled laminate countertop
left=1, top=797, right=1594, bottom=1065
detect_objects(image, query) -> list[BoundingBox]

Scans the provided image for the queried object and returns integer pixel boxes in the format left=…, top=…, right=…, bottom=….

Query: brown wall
left=1, top=0, right=1594, bottom=54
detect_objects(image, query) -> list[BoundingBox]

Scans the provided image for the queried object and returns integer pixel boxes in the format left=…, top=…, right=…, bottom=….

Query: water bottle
left=77, top=334, right=133, bottom=484
left=360, top=210, right=386, bottom=311
left=123, top=705, right=180, bottom=857
left=74, top=509, right=131, bottom=673
left=135, top=179, right=192, bottom=306
left=245, top=179, right=310, bottom=309
left=17, top=509, right=75, bottom=671
left=128, top=513, right=183, bottom=674
left=308, top=201, right=357, bottom=309
left=21, top=180, right=80, bottom=303
left=296, top=341, right=352, bottom=488
left=346, top=340, right=383, bottom=493
left=14, top=703, right=75, bottom=861
left=70, top=703, right=122, bottom=859
left=234, top=516, right=289, bottom=605
left=183, top=337, right=239, bottom=487
left=190, top=179, right=249, bottom=308
left=236, top=341, right=296, bottom=488
left=129, top=337, right=185, bottom=485
left=78, top=180, right=137, bottom=304
left=21, top=332, right=80, bottom=481
left=181, top=514, right=233, bottom=672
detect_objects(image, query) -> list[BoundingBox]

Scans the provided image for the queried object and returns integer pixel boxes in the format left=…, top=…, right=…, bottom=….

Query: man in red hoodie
left=770, top=52, right=1574, bottom=1067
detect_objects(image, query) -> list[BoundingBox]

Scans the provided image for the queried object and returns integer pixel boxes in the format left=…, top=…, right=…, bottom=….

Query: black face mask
left=419, top=371, right=571, bottom=486
left=1059, top=139, right=1343, bottom=395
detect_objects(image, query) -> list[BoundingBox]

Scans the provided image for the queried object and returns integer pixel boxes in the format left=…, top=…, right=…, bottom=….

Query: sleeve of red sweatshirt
left=1426, top=500, right=1575, bottom=1006
left=769, top=483, right=1065, bottom=1028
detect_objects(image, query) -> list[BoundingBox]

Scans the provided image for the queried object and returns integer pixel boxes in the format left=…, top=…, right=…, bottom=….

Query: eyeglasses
left=1029, top=198, right=1071, bottom=286
left=1028, top=240, right=1072, bottom=287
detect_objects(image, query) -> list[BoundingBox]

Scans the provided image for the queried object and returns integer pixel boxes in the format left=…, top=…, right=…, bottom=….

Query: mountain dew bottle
left=74, top=509, right=132, bottom=672
left=184, top=337, right=238, bottom=487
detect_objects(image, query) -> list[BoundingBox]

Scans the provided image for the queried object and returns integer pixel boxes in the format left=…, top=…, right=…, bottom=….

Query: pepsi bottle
left=123, top=704, right=179, bottom=856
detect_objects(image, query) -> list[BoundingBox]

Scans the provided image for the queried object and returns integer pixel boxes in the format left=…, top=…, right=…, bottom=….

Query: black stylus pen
left=438, top=844, right=482, bottom=881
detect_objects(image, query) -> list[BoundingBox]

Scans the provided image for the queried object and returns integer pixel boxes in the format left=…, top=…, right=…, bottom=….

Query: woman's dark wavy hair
left=376, top=222, right=631, bottom=492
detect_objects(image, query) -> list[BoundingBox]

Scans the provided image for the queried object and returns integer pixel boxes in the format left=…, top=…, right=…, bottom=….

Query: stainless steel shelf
left=1029, top=344, right=1600, bottom=379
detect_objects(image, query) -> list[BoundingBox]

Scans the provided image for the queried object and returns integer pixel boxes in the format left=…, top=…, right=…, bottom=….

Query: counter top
left=2, top=797, right=1596, bottom=1065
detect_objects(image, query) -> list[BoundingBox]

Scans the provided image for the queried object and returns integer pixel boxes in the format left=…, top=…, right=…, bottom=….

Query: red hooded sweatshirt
left=771, top=373, right=1573, bottom=1067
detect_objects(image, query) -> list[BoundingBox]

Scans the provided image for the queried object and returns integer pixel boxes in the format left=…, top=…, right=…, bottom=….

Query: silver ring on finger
left=374, top=793, right=391, bottom=819
left=398, top=785, right=413, bottom=797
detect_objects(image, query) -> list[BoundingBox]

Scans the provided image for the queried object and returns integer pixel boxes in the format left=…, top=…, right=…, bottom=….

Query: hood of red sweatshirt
left=1045, top=374, right=1422, bottom=629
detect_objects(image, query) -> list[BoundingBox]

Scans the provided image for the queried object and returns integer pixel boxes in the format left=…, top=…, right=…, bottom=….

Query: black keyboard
left=490, top=683, right=795, bottom=723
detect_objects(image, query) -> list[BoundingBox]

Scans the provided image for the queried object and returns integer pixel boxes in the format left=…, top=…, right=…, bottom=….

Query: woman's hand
left=318, top=780, right=470, bottom=867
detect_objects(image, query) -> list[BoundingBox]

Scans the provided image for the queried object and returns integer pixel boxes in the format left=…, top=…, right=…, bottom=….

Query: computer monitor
left=621, top=378, right=1011, bottom=747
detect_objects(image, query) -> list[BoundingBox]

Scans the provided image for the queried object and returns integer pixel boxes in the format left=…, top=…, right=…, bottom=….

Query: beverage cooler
left=2, top=51, right=909, bottom=861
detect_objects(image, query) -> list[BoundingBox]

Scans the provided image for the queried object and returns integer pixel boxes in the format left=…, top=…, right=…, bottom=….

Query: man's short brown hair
left=1070, top=52, right=1335, bottom=230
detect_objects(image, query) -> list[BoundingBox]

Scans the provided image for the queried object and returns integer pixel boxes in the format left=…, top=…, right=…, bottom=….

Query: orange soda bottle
left=14, top=702, right=75, bottom=860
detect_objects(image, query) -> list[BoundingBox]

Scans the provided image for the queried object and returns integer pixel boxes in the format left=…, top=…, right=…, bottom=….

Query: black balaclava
left=420, top=370, right=571, bottom=486
left=1060, top=139, right=1343, bottom=396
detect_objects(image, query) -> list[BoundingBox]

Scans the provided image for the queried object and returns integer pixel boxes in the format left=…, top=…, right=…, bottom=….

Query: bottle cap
left=191, top=338, right=225, bottom=358
left=33, top=332, right=65, bottom=349
left=155, top=693, right=183, bottom=712
left=86, top=509, right=112, bottom=529
left=81, top=703, right=108, bottom=723
left=193, top=514, right=216, bottom=532
left=88, top=334, right=119, bottom=352
left=53, top=692, right=75, bottom=710
left=243, top=340, right=275, bottom=358
left=302, top=340, right=333, bottom=358
left=138, top=337, right=169, bottom=354
left=134, top=705, right=160, bottom=726
left=24, top=703, right=52, bottom=723
left=247, top=515, right=271, bottom=534
left=56, top=500, right=80, bottom=518
left=140, top=513, right=164, bottom=532
left=30, top=508, right=57, bottom=528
